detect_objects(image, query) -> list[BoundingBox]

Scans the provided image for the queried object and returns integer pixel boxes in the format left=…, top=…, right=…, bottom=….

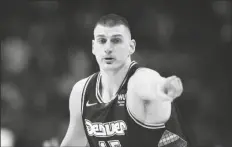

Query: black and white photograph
left=1, top=1, right=231, bottom=147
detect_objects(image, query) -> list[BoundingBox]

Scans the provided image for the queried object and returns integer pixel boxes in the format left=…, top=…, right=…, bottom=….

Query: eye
left=111, top=38, right=121, bottom=44
left=97, top=38, right=107, bottom=44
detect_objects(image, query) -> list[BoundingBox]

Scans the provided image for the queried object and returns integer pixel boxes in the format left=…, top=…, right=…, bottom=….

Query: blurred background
left=1, top=0, right=231, bottom=147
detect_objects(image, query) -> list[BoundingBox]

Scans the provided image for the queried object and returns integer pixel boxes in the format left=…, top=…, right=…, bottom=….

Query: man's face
left=92, top=24, right=135, bottom=71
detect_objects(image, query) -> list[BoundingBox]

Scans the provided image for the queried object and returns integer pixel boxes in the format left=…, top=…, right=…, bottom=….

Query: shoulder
left=135, top=67, right=161, bottom=77
left=128, top=67, right=163, bottom=86
left=71, top=73, right=96, bottom=96
left=69, top=78, right=88, bottom=107
left=127, top=67, right=165, bottom=97
left=69, top=74, right=95, bottom=112
left=72, top=78, right=89, bottom=94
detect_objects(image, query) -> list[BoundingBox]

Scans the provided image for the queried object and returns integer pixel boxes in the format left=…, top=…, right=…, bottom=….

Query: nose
left=104, top=42, right=113, bottom=54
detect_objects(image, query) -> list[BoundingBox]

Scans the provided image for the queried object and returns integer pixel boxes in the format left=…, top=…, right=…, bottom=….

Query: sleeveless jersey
left=81, top=61, right=188, bottom=147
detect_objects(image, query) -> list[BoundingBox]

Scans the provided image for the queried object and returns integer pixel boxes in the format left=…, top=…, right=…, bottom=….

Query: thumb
left=163, top=76, right=177, bottom=98
left=166, top=88, right=176, bottom=98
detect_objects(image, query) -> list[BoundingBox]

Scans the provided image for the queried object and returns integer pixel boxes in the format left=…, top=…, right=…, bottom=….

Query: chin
left=102, top=64, right=118, bottom=70
left=101, top=62, right=121, bottom=71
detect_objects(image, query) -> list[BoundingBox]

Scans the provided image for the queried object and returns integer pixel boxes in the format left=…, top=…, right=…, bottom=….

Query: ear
left=129, top=39, right=136, bottom=55
left=92, top=40, right=95, bottom=55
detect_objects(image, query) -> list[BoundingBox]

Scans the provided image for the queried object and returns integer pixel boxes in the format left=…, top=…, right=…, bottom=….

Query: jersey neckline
left=95, top=61, right=137, bottom=103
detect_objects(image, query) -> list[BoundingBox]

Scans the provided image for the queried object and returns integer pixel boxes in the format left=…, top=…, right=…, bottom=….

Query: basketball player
left=44, top=14, right=188, bottom=147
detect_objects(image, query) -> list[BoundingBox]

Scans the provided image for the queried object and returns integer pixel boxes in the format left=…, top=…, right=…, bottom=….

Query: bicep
left=61, top=114, right=87, bottom=146
left=129, top=68, right=165, bottom=101
left=60, top=79, right=88, bottom=147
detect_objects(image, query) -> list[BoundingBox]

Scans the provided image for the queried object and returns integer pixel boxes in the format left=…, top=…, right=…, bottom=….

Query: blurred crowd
left=1, top=1, right=231, bottom=147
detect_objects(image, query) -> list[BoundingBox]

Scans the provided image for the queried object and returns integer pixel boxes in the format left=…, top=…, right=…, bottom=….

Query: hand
left=42, top=137, right=59, bottom=147
left=163, top=75, right=183, bottom=100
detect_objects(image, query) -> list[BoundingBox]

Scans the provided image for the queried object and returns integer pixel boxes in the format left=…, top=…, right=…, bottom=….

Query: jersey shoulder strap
left=81, top=72, right=99, bottom=114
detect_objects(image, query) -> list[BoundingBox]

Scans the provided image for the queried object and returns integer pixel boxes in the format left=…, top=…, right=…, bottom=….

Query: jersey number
left=99, top=140, right=121, bottom=147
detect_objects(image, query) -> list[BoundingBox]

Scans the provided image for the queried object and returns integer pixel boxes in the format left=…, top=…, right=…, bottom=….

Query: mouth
left=103, top=57, right=115, bottom=63
left=104, top=57, right=114, bottom=60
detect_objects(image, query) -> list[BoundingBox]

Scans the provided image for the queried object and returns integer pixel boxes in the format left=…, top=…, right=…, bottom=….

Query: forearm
left=143, top=100, right=171, bottom=124
left=60, top=125, right=88, bottom=147
left=136, top=78, right=168, bottom=102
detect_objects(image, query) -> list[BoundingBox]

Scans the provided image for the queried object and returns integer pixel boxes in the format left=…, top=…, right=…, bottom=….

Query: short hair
left=94, top=13, right=131, bottom=33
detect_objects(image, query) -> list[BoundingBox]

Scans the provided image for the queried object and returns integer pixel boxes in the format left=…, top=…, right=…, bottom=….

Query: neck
left=100, top=58, right=132, bottom=99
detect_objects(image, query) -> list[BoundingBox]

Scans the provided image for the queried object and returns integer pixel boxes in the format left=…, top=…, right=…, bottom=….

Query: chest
left=82, top=81, right=164, bottom=147
left=84, top=90, right=127, bottom=121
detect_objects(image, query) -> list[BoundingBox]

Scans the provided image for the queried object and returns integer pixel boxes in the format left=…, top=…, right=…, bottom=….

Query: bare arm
left=127, top=68, right=183, bottom=125
left=60, top=78, right=89, bottom=147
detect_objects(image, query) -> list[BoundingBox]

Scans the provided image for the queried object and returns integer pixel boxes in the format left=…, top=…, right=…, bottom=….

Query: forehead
left=94, top=25, right=131, bottom=38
